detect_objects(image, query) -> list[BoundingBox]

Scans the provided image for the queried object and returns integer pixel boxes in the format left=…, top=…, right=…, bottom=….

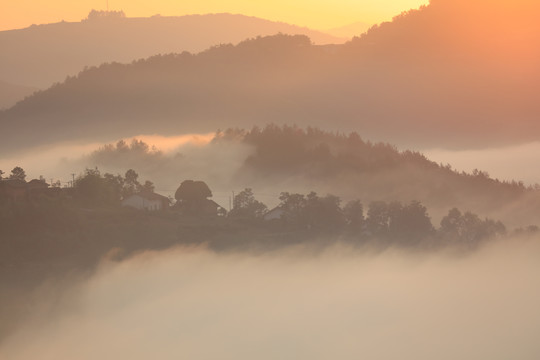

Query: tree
left=303, top=192, right=344, bottom=232
left=277, top=191, right=344, bottom=231
left=123, top=169, right=140, bottom=197
left=388, top=200, right=433, bottom=244
left=175, top=180, right=212, bottom=203
left=141, top=180, right=155, bottom=193
left=174, top=180, right=213, bottom=216
left=439, top=208, right=506, bottom=247
left=278, top=192, right=306, bottom=225
left=344, top=200, right=364, bottom=232
left=0, top=169, right=4, bottom=180
left=365, top=201, right=389, bottom=238
left=74, top=168, right=122, bottom=207
left=229, top=188, right=267, bottom=219
left=9, top=167, right=26, bottom=181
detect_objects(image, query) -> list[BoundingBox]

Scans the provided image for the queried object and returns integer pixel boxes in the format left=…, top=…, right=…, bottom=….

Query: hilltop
left=77, top=125, right=540, bottom=228
left=1, top=0, right=539, bottom=154
left=0, top=11, right=344, bottom=89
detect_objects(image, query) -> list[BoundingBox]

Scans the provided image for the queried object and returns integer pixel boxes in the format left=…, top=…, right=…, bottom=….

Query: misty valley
left=1, top=0, right=540, bottom=358
left=2, top=125, right=540, bottom=356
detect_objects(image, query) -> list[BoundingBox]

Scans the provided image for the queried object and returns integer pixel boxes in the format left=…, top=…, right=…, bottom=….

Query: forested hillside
left=1, top=0, right=539, bottom=154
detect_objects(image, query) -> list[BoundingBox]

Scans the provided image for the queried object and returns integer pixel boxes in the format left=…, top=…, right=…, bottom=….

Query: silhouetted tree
left=142, top=180, right=155, bottom=193
left=74, top=168, right=121, bottom=207
left=344, top=200, right=364, bottom=232
left=9, top=167, right=26, bottom=181
left=388, top=201, right=433, bottom=244
left=303, top=192, right=345, bottom=232
left=123, top=169, right=140, bottom=197
left=174, top=180, right=213, bottom=216
left=278, top=192, right=306, bottom=226
left=175, top=180, right=212, bottom=202
left=365, top=201, right=390, bottom=238
left=229, top=188, right=267, bottom=219
left=0, top=170, right=4, bottom=180
left=439, top=208, right=506, bottom=247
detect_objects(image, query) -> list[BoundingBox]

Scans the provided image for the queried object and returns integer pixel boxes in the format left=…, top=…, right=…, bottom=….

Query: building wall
left=264, top=208, right=284, bottom=221
left=122, top=195, right=163, bottom=211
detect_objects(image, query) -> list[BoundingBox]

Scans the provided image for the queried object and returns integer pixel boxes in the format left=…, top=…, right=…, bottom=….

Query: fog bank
left=425, top=141, right=540, bottom=185
left=2, top=240, right=540, bottom=359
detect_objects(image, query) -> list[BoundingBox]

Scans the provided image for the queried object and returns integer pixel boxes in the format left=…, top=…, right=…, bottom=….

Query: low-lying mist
left=425, top=141, right=540, bottom=186
left=2, top=239, right=540, bottom=360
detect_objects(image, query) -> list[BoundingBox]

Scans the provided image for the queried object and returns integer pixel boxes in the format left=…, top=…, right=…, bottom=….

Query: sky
left=0, top=0, right=428, bottom=32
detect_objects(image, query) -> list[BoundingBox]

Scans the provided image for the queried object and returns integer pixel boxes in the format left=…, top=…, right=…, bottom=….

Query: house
left=121, top=192, right=170, bottom=211
left=27, top=179, right=50, bottom=199
left=27, top=179, right=49, bottom=190
left=263, top=206, right=285, bottom=221
left=173, top=198, right=226, bottom=217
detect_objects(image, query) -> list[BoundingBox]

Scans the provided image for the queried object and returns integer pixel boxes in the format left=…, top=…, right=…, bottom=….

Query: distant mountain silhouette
left=0, top=0, right=539, bottom=154
left=0, top=11, right=345, bottom=88
left=0, top=81, right=38, bottom=110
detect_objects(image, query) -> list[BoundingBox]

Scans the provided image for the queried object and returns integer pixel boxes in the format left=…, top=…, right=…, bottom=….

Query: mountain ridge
left=1, top=0, right=539, bottom=154
left=0, top=11, right=345, bottom=88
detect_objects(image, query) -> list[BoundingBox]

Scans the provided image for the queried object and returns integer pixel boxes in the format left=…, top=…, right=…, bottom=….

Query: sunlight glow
left=0, top=0, right=428, bottom=32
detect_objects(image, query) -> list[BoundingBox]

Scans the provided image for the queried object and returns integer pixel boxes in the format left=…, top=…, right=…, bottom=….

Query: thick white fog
left=4, top=134, right=540, bottom=189
left=2, top=240, right=540, bottom=360
left=0, top=133, right=216, bottom=187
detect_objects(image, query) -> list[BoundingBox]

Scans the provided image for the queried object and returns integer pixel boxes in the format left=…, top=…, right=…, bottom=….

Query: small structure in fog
left=263, top=207, right=285, bottom=221
left=122, top=192, right=170, bottom=211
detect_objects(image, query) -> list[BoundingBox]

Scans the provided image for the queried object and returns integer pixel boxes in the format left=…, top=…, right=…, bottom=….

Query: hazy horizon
left=0, top=0, right=425, bottom=32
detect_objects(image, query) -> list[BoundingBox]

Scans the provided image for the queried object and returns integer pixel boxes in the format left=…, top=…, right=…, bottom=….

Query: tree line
left=1, top=165, right=535, bottom=250
left=228, top=188, right=511, bottom=249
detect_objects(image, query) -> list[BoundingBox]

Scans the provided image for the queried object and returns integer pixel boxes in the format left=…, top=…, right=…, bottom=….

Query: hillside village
left=1, top=165, right=530, bottom=251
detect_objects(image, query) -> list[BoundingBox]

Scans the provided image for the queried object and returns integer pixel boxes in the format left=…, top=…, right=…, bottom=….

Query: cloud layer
left=2, top=240, right=540, bottom=359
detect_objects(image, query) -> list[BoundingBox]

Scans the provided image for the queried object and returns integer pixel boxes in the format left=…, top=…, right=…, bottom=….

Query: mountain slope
left=0, top=81, right=38, bottom=110
left=1, top=0, right=539, bottom=154
left=81, top=125, right=540, bottom=228
left=0, top=11, right=345, bottom=88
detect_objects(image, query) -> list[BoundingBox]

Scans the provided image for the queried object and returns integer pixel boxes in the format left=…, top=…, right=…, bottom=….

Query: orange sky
left=0, top=0, right=428, bottom=32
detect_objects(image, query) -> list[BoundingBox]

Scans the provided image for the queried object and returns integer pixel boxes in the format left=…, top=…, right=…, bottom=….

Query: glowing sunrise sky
left=0, top=0, right=428, bottom=32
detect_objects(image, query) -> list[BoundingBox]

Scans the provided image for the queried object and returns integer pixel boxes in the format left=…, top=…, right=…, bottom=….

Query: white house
left=121, top=192, right=170, bottom=211
left=263, top=206, right=285, bottom=221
